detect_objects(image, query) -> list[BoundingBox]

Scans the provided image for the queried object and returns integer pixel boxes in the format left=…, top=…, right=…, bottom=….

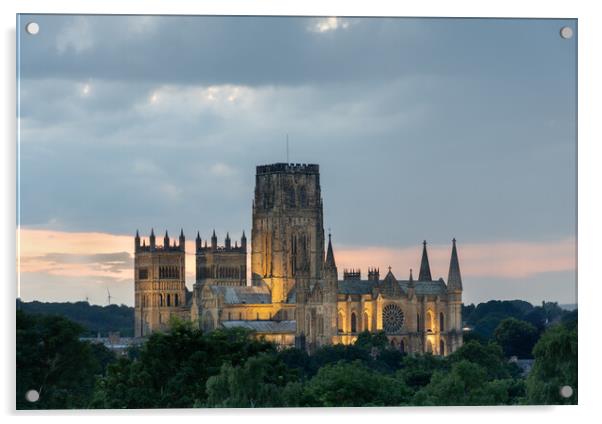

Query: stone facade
left=134, top=162, right=463, bottom=355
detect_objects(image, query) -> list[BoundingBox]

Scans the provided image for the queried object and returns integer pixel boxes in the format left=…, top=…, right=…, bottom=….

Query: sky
left=16, top=15, right=577, bottom=307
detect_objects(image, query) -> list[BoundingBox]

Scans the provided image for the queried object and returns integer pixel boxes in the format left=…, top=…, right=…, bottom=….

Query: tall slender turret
left=418, top=240, right=432, bottom=281
left=196, top=231, right=202, bottom=252
left=135, top=230, right=140, bottom=251
left=211, top=230, right=217, bottom=250
left=241, top=230, right=247, bottom=252
left=149, top=228, right=156, bottom=250
left=447, top=238, right=463, bottom=292
left=179, top=229, right=185, bottom=251
left=225, top=232, right=231, bottom=249
left=324, top=232, right=337, bottom=277
left=164, top=231, right=170, bottom=248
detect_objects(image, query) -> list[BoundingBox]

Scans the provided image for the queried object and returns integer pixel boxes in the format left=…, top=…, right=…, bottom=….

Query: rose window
left=382, top=304, right=404, bottom=333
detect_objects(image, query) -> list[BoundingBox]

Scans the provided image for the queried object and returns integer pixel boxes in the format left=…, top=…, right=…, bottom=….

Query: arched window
left=351, top=313, right=357, bottom=333
left=440, top=339, right=445, bottom=356
left=338, top=312, right=345, bottom=333
left=417, top=313, right=420, bottom=332
left=363, top=312, right=370, bottom=332
left=439, top=312, right=445, bottom=332
left=166, top=294, right=171, bottom=307
left=426, top=311, right=434, bottom=332
left=400, top=339, right=405, bottom=353
left=159, top=293, right=163, bottom=307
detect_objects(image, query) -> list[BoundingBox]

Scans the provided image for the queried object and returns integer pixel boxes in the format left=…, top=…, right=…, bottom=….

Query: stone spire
left=447, top=238, right=463, bottom=291
left=325, top=232, right=336, bottom=269
left=135, top=230, right=140, bottom=251
left=211, top=229, right=217, bottom=250
left=418, top=240, right=432, bottom=281
left=241, top=230, right=247, bottom=251
left=150, top=228, right=156, bottom=249
left=179, top=228, right=185, bottom=250
left=409, top=268, right=414, bottom=282
left=164, top=230, right=170, bottom=248
left=225, top=232, right=231, bottom=249
left=195, top=231, right=201, bottom=251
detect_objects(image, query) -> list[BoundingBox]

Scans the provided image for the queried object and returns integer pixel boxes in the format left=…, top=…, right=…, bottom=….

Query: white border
left=3, top=1, right=600, bottom=423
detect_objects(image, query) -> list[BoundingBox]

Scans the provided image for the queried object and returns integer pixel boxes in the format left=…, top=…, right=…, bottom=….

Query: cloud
left=56, top=16, right=94, bottom=54
left=308, top=17, right=351, bottom=33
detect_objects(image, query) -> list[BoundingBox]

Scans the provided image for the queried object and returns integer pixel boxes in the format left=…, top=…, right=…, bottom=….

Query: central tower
left=251, top=163, right=325, bottom=304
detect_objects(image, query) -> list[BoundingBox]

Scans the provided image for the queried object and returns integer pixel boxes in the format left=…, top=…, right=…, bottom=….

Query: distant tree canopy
left=463, top=300, right=570, bottom=340
left=17, top=300, right=134, bottom=337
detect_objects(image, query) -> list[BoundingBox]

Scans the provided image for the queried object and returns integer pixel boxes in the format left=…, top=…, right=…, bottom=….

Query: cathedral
left=134, top=163, right=463, bottom=355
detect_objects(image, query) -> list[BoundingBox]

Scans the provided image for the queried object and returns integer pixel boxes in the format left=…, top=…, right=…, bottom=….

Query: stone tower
left=251, top=163, right=325, bottom=304
left=134, top=229, right=187, bottom=337
left=195, top=230, right=247, bottom=287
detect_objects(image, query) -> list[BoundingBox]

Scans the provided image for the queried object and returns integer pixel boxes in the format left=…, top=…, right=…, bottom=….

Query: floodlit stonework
left=134, top=163, right=463, bottom=355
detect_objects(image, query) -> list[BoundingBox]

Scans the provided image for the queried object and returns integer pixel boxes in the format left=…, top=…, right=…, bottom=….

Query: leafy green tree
left=204, top=353, right=295, bottom=407
left=92, top=321, right=276, bottom=408
left=302, top=361, right=412, bottom=407
left=448, top=340, right=515, bottom=380
left=396, top=353, right=447, bottom=390
left=16, top=310, right=114, bottom=409
left=494, top=318, right=539, bottom=358
left=526, top=324, right=577, bottom=404
left=413, top=360, right=515, bottom=406
left=354, top=330, right=388, bottom=351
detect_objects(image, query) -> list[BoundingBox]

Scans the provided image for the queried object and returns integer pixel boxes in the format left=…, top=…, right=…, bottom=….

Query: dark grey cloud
left=17, top=15, right=577, bottom=304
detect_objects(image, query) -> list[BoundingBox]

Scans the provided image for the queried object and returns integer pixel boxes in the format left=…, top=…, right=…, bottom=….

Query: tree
left=92, top=322, right=276, bottom=408
left=448, top=340, right=514, bottom=379
left=354, top=330, right=388, bottom=351
left=302, top=361, right=412, bottom=407
left=494, top=318, right=539, bottom=358
left=413, top=360, right=515, bottom=406
left=526, top=324, right=577, bottom=404
left=204, top=353, right=294, bottom=407
left=16, top=310, right=114, bottom=409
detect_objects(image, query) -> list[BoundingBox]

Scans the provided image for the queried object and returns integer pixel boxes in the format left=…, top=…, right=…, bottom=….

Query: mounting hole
left=559, top=385, right=573, bottom=398
left=25, top=22, right=39, bottom=35
left=25, top=389, right=40, bottom=402
left=560, top=26, right=573, bottom=39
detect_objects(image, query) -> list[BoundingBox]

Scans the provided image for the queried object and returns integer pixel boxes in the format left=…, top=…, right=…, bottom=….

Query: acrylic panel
left=16, top=15, right=577, bottom=409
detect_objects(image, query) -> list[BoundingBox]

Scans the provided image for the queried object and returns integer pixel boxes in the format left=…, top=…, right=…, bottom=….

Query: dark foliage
left=17, top=299, right=134, bottom=337
left=16, top=310, right=116, bottom=409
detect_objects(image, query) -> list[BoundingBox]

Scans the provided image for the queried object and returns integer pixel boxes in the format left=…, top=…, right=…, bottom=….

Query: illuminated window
left=382, top=304, right=404, bottom=334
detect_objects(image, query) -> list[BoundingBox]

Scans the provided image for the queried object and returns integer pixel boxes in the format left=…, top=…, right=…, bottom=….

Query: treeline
left=15, top=299, right=574, bottom=342
left=16, top=309, right=577, bottom=409
left=16, top=299, right=134, bottom=337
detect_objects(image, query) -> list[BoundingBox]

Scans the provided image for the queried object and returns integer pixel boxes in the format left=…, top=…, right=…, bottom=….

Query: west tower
left=251, top=163, right=325, bottom=304
left=134, top=229, right=188, bottom=337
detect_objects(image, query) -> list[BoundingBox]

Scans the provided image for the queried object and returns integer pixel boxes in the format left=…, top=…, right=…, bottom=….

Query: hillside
left=16, top=299, right=134, bottom=337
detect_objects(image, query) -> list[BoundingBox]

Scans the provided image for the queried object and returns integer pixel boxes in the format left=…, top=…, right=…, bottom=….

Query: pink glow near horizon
left=18, top=228, right=575, bottom=303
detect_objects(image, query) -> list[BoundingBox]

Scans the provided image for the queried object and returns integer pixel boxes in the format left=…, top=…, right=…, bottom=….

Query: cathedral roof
left=337, top=278, right=448, bottom=296
left=209, top=285, right=271, bottom=304
left=221, top=320, right=296, bottom=334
